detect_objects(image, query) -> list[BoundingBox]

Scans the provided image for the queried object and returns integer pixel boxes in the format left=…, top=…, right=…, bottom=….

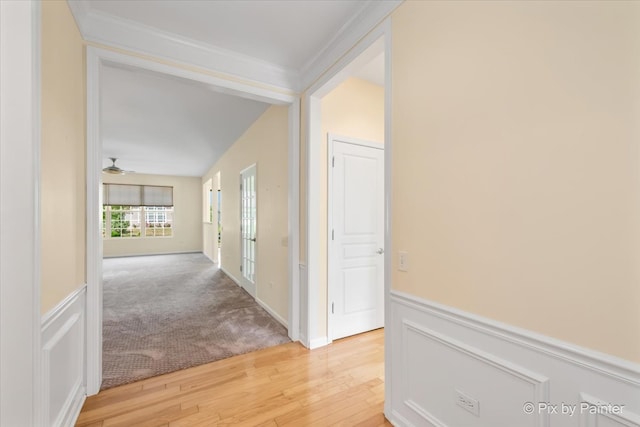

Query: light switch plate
left=398, top=251, right=409, bottom=272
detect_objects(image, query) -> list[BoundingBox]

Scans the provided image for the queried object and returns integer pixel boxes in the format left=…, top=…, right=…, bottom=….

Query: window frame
left=103, top=205, right=174, bottom=239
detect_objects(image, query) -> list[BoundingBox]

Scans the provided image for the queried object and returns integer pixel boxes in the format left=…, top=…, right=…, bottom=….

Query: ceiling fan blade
left=102, top=157, right=134, bottom=174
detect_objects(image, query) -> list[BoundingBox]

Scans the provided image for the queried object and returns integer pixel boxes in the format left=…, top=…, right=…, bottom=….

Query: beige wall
left=103, top=173, right=202, bottom=257
left=316, top=77, right=385, bottom=337
left=392, top=1, right=640, bottom=362
left=202, top=106, right=289, bottom=321
left=41, top=1, right=86, bottom=314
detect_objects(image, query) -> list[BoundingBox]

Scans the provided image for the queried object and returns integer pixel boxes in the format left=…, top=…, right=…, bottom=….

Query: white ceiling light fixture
left=102, top=157, right=134, bottom=175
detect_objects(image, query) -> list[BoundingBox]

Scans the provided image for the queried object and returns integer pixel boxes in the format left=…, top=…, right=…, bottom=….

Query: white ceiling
left=353, top=52, right=385, bottom=86
left=86, top=0, right=369, bottom=71
left=82, top=0, right=389, bottom=177
left=101, top=63, right=269, bottom=176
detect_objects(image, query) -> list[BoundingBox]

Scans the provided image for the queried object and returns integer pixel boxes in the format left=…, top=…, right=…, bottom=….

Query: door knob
left=376, top=248, right=384, bottom=254
left=250, top=237, right=256, bottom=242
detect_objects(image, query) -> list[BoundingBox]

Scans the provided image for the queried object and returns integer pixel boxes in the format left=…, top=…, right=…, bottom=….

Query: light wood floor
left=77, top=328, right=389, bottom=427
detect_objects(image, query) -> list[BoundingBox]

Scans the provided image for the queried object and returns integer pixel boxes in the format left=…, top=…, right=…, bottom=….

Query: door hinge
left=332, top=302, right=334, bottom=314
left=240, top=265, right=243, bottom=272
left=332, top=156, right=335, bottom=167
left=331, top=229, right=334, bottom=240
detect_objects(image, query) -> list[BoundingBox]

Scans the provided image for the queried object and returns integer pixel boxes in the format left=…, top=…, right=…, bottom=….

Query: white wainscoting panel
left=402, top=320, right=549, bottom=427
left=579, top=393, right=640, bottom=427
left=41, top=286, right=86, bottom=427
left=387, top=291, right=640, bottom=427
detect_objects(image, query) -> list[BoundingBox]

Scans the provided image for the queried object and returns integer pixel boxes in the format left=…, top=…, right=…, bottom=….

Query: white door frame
left=327, top=135, right=384, bottom=343
left=0, top=1, right=42, bottom=424
left=85, top=47, right=300, bottom=395
left=303, top=19, right=391, bottom=351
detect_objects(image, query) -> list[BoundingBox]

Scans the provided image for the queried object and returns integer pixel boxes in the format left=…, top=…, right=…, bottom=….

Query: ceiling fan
left=102, top=157, right=134, bottom=175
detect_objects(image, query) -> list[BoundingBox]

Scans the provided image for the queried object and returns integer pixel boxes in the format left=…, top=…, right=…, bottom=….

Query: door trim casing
left=327, top=134, right=384, bottom=343
left=304, top=18, right=391, bottom=349
left=0, top=1, right=42, bottom=424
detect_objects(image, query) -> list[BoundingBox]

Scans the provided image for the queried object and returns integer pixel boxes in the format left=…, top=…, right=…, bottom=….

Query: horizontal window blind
left=103, top=184, right=173, bottom=207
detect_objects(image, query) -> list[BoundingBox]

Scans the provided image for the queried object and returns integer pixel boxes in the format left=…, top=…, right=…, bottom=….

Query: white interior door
left=240, top=164, right=257, bottom=298
left=330, top=136, right=384, bottom=340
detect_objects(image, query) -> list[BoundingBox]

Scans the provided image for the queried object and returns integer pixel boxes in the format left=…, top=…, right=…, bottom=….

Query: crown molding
left=67, top=1, right=300, bottom=91
left=299, top=0, right=402, bottom=92
left=67, top=0, right=403, bottom=93
left=67, top=0, right=91, bottom=36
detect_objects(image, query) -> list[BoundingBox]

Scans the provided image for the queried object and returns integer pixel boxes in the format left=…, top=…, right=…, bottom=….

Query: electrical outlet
left=398, top=251, right=409, bottom=272
left=455, top=389, right=480, bottom=416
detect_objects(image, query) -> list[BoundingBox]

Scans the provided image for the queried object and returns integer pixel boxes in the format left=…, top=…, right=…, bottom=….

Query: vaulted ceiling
left=70, top=0, right=398, bottom=176
left=100, top=63, right=270, bottom=177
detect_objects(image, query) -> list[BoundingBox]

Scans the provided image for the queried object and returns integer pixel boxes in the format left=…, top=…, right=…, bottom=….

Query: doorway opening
left=86, top=47, right=300, bottom=395
left=304, top=22, right=390, bottom=348
left=328, top=136, right=384, bottom=341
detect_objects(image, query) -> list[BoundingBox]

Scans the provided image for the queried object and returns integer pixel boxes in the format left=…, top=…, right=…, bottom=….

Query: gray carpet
left=102, top=253, right=290, bottom=390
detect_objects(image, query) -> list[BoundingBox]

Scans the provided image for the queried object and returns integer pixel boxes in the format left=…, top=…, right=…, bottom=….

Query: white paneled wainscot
left=386, top=291, right=640, bottom=427
left=41, top=287, right=86, bottom=427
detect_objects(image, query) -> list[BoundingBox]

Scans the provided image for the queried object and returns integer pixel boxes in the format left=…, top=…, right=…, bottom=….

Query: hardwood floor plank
left=335, top=402, right=391, bottom=427
left=275, top=386, right=374, bottom=426
left=76, top=421, right=104, bottom=427
left=77, top=385, right=182, bottom=425
left=77, top=329, right=387, bottom=426
left=219, top=401, right=300, bottom=427
left=305, top=401, right=371, bottom=427
left=168, top=406, right=220, bottom=426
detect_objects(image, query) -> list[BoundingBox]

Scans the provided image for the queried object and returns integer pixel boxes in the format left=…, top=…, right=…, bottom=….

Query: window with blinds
left=103, top=184, right=173, bottom=207
left=102, top=184, right=174, bottom=239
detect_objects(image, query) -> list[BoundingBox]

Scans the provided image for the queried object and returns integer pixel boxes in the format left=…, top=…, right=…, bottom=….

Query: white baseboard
left=386, top=410, right=417, bottom=427
left=220, top=266, right=242, bottom=288
left=299, top=333, right=309, bottom=349
left=309, top=337, right=330, bottom=350
left=103, top=250, right=202, bottom=258
left=41, top=286, right=87, bottom=427
left=256, top=297, right=288, bottom=328
left=58, top=383, right=86, bottom=427
left=203, top=251, right=217, bottom=264
left=220, top=267, right=289, bottom=331
left=388, top=290, right=640, bottom=427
